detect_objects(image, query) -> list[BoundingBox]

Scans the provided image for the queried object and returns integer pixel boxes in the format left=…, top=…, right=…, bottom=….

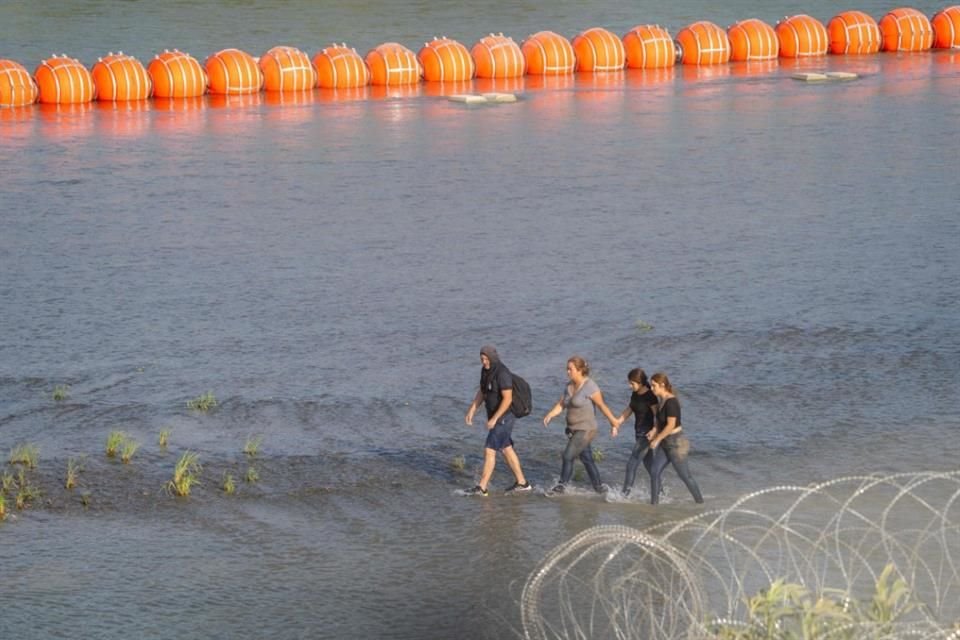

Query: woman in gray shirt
left=542, top=356, right=620, bottom=494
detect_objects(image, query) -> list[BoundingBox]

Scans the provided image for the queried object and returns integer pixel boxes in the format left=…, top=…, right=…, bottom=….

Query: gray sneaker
left=504, top=481, right=532, bottom=494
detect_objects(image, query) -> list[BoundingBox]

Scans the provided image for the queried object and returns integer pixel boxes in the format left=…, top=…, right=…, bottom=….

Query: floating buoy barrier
left=471, top=34, right=525, bottom=78
left=932, top=5, right=960, bottom=47
left=776, top=14, right=830, bottom=57
left=728, top=18, right=779, bottom=61
left=622, top=25, right=676, bottom=68
left=205, top=48, right=263, bottom=95
left=34, top=55, right=95, bottom=104
left=148, top=50, right=206, bottom=98
left=676, top=21, right=731, bottom=65
left=313, top=44, right=370, bottom=89
left=521, top=31, right=575, bottom=75
left=418, top=37, right=474, bottom=82
left=259, top=46, right=317, bottom=92
left=879, top=7, right=934, bottom=51
left=92, top=52, right=152, bottom=101
left=827, top=11, right=882, bottom=54
left=3, top=6, right=960, bottom=116
left=572, top=27, right=626, bottom=72
left=366, top=42, right=421, bottom=85
left=0, top=59, right=38, bottom=107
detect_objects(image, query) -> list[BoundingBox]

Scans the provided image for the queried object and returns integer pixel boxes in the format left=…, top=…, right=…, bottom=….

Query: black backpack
left=510, top=374, right=533, bottom=418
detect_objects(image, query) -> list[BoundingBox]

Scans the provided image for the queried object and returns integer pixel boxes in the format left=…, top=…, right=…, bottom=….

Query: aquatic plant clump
left=120, top=439, right=140, bottom=464
left=158, top=428, right=171, bottom=448
left=522, top=471, right=960, bottom=640
left=245, top=467, right=259, bottom=484
left=9, top=443, right=39, bottom=469
left=242, top=435, right=263, bottom=457
left=222, top=473, right=236, bottom=495
left=187, top=391, right=217, bottom=412
left=105, top=431, right=126, bottom=458
left=0, top=493, right=5, bottom=520
left=65, top=457, right=82, bottom=489
left=52, top=384, right=70, bottom=401
left=166, top=451, right=202, bottom=497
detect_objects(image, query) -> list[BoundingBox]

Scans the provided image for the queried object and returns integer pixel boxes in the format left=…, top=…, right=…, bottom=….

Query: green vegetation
left=105, top=431, right=127, bottom=458
left=158, top=428, right=171, bottom=448
left=52, top=384, right=70, bottom=401
left=242, top=434, right=263, bottom=457
left=65, top=457, right=82, bottom=489
left=244, top=467, right=259, bottom=484
left=710, top=564, right=916, bottom=640
left=592, top=447, right=604, bottom=463
left=187, top=391, right=217, bottom=412
left=222, top=473, right=236, bottom=495
left=166, top=451, right=202, bottom=497
left=14, top=468, right=40, bottom=510
left=9, top=443, right=39, bottom=469
left=80, top=492, right=91, bottom=508
left=0, top=493, right=6, bottom=520
left=120, top=438, right=140, bottom=464
left=635, top=320, right=654, bottom=333
left=1, top=472, right=14, bottom=494
left=450, top=454, right=466, bottom=472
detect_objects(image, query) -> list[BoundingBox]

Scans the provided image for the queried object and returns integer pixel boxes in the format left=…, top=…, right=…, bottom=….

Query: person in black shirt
left=464, top=345, right=531, bottom=496
left=648, top=372, right=704, bottom=504
left=614, top=368, right=669, bottom=500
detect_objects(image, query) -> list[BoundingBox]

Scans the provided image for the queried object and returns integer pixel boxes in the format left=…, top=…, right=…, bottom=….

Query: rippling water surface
left=2, top=1, right=959, bottom=638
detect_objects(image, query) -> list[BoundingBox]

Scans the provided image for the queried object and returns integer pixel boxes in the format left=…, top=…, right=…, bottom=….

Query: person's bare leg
left=502, top=446, right=527, bottom=485
left=478, top=447, right=497, bottom=490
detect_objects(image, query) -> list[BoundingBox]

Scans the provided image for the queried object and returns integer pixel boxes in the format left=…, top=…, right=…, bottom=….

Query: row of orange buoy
left=2, top=6, right=959, bottom=108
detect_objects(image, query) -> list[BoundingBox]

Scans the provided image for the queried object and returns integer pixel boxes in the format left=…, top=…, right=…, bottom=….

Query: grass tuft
left=591, top=447, right=604, bottom=463
left=243, top=434, right=263, bottom=457
left=158, top=428, right=171, bottom=448
left=0, top=493, right=5, bottom=520
left=245, top=467, right=259, bottom=484
left=14, top=468, right=40, bottom=510
left=187, top=391, right=217, bottom=412
left=166, top=451, right=202, bottom=497
left=105, top=431, right=126, bottom=458
left=222, top=473, right=236, bottom=495
left=1, top=472, right=14, bottom=494
left=80, top=492, right=91, bottom=508
left=120, top=438, right=140, bottom=464
left=65, top=457, right=82, bottom=489
left=450, top=454, right=466, bottom=472
left=52, top=384, right=70, bottom=401
left=635, top=320, right=654, bottom=333
left=9, top=443, right=39, bottom=469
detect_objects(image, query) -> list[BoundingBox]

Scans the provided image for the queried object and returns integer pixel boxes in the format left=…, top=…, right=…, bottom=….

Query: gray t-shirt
left=563, top=378, right=600, bottom=432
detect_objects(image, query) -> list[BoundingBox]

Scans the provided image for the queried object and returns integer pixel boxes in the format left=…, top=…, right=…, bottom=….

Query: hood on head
left=480, top=345, right=500, bottom=365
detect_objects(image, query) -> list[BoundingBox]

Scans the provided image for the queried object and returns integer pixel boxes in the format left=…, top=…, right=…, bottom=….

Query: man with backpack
left=463, top=345, right=532, bottom=496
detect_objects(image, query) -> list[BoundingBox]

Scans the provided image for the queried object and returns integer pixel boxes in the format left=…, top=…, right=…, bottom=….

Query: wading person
left=464, top=345, right=531, bottom=496
left=648, top=372, right=704, bottom=504
left=542, top=356, right=619, bottom=494
left=614, top=368, right=669, bottom=501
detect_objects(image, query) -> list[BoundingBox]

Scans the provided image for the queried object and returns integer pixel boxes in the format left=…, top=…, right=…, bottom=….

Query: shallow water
left=2, top=1, right=960, bottom=638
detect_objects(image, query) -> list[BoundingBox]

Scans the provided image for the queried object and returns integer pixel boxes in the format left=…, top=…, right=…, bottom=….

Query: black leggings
left=652, top=433, right=703, bottom=504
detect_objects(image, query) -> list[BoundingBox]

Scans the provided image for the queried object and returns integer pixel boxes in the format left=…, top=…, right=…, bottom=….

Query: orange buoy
left=148, top=50, right=207, bottom=98
left=260, top=46, right=316, bottom=92
left=932, top=5, right=960, bottom=48
left=572, top=27, right=626, bottom=71
left=776, top=14, right=829, bottom=57
left=827, top=11, right=882, bottom=54
left=521, top=31, right=575, bottom=75
left=879, top=8, right=934, bottom=51
left=418, top=37, right=474, bottom=82
left=313, top=44, right=370, bottom=89
left=365, top=42, right=421, bottom=86
left=205, top=48, right=263, bottom=95
left=0, top=59, right=38, bottom=107
left=622, top=25, right=676, bottom=68
left=471, top=34, right=525, bottom=78
left=91, top=52, right=152, bottom=101
left=676, top=21, right=731, bottom=65
left=728, top=18, right=779, bottom=61
left=34, top=55, right=95, bottom=104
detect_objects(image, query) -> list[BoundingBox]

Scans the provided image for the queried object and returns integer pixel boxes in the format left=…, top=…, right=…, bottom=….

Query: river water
left=2, top=1, right=959, bottom=638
